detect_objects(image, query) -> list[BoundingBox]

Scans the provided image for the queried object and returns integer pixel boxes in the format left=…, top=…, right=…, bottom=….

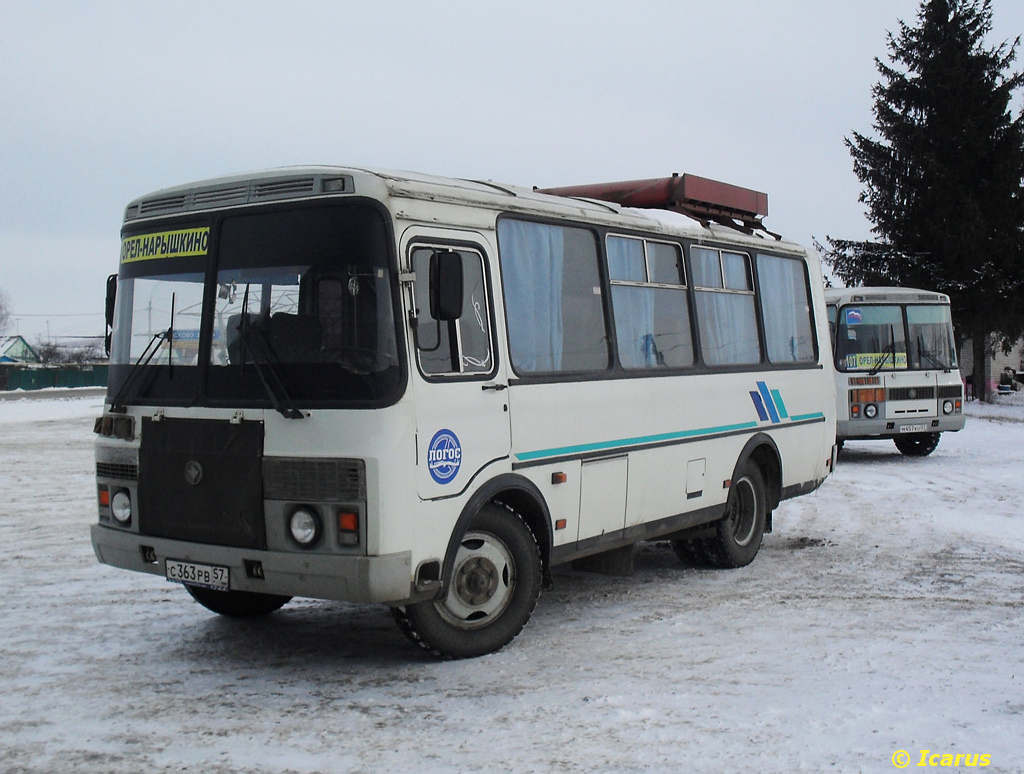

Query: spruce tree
left=821, top=0, right=1024, bottom=400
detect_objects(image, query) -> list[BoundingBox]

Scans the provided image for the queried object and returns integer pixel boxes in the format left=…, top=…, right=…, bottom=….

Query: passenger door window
left=412, top=246, right=493, bottom=376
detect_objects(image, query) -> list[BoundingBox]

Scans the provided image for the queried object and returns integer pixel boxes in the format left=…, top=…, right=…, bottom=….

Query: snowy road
left=1, top=394, right=1021, bottom=773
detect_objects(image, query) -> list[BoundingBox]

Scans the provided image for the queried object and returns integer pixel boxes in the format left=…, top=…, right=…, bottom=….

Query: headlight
left=289, top=508, right=322, bottom=547
left=864, top=404, right=878, bottom=419
left=943, top=400, right=954, bottom=415
left=111, top=490, right=132, bottom=525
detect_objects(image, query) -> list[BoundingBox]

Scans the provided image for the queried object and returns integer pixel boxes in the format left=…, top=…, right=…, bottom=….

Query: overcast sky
left=2, top=0, right=1023, bottom=343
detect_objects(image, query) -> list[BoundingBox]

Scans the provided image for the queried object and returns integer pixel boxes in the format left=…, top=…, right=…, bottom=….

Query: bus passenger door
left=404, top=238, right=511, bottom=499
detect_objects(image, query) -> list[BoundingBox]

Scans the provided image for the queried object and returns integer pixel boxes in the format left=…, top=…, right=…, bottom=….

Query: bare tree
left=32, top=337, right=103, bottom=365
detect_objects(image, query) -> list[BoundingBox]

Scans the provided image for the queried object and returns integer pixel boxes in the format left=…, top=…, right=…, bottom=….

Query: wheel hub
left=454, top=556, right=499, bottom=606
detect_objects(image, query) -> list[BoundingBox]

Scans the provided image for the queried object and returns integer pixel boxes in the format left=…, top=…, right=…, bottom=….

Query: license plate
left=166, top=559, right=229, bottom=591
left=899, top=424, right=928, bottom=433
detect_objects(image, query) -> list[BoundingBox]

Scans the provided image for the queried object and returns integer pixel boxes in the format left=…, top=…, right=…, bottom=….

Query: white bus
left=825, top=286, right=965, bottom=456
left=91, top=167, right=836, bottom=658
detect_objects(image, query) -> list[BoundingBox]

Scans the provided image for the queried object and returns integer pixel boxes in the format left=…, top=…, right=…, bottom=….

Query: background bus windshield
left=834, top=303, right=956, bottom=371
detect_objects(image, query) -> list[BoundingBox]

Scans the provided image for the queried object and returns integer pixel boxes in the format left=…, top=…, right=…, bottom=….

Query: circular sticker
left=427, top=429, right=462, bottom=484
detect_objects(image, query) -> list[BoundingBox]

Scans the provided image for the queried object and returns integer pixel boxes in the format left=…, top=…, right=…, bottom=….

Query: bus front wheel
left=393, top=504, right=542, bottom=659
left=185, top=585, right=291, bottom=618
left=893, top=432, right=940, bottom=457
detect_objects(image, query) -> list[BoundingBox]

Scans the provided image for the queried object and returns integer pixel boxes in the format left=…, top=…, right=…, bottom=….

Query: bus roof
left=122, top=165, right=806, bottom=255
left=824, top=286, right=950, bottom=305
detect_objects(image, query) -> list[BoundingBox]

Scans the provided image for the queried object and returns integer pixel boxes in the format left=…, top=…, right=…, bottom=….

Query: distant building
left=0, top=335, right=40, bottom=363
left=960, top=335, right=1024, bottom=399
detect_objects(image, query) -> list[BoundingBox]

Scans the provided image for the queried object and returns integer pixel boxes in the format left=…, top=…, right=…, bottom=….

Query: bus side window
left=690, top=246, right=760, bottom=366
left=756, top=253, right=816, bottom=364
left=497, top=219, right=609, bottom=374
left=607, top=236, right=693, bottom=370
left=411, top=247, right=493, bottom=376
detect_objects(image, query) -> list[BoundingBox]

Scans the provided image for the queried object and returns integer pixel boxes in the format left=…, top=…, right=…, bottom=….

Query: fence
left=0, top=365, right=109, bottom=391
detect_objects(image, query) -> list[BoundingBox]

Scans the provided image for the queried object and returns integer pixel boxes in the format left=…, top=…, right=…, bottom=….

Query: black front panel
left=139, top=417, right=266, bottom=549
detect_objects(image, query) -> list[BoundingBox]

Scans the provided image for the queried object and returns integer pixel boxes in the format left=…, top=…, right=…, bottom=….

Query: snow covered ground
left=1, top=391, right=1022, bottom=773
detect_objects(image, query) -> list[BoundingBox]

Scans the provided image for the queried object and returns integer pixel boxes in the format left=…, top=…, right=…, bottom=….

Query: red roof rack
left=536, top=173, right=777, bottom=238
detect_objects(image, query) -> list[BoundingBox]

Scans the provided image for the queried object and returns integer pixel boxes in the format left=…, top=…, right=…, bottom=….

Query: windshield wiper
left=108, top=328, right=169, bottom=414
left=237, top=286, right=304, bottom=420
left=109, top=295, right=176, bottom=414
left=916, top=335, right=950, bottom=370
left=869, top=324, right=897, bottom=376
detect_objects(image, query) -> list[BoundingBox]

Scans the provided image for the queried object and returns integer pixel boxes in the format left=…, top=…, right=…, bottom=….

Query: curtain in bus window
left=499, top=220, right=608, bottom=374
left=695, top=291, right=761, bottom=365
left=691, top=247, right=759, bottom=366
left=690, top=248, right=723, bottom=288
left=498, top=220, right=564, bottom=371
left=612, top=286, right=694, bottom=368
left=608, top=237, right=656, bottom=368
left=757, top=254, right=815, bottom=363
left=607, top=236, right=646, bottom=282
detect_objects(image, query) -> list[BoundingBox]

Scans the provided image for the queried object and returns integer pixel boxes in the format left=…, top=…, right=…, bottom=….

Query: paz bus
left=825, top=286, right=965, bottom=456
left=91, top=166, right=837, bottom=658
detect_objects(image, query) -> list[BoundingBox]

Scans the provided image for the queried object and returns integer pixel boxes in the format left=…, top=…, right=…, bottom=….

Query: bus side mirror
left=104, top=274, right=117, bottom=356
left=429, top=251, right=463, bottom=321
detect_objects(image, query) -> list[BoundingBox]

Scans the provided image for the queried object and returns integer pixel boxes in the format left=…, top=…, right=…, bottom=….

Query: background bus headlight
left=111, top=490, right=132, bottom=525
left=289, top=508, right=322, bottom=547
left=864, top=404, right=878, bottom=419
left=943, top=400, right=954, bottom=415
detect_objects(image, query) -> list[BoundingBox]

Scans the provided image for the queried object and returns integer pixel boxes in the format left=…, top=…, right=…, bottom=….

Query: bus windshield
left=109, top=204, right=402, bottom=407
left=834, top=302, right=956, bottom=372
left=906, top=304, right=957, bottom=370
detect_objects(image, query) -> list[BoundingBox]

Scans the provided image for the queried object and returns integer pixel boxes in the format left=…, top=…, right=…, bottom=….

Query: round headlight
left=943, top=400, right=954, bottom=415
left=111, top=490, right=132, bottom=524
left=289, top=508, right=322, bottom=547
left=864, top=403, right=878, bottom=419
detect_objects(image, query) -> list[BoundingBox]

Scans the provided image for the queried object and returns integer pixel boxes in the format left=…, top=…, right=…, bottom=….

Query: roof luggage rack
left=536, top=173, right=779, bottom=239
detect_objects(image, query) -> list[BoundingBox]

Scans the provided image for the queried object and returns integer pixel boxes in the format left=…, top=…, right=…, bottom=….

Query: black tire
left=394, top=503, right=542, bottom=659
left=893, top=432, right=940, bottom=457
left=185, top=585, right=291, bottom=618
left=702, top=462, right=768, bottom=569
left=670, top=537, right=712, bottom=567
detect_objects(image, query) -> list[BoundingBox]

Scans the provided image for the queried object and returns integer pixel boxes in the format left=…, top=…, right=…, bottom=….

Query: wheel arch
left=440, top=474, right=553, bottom=595
left=734, top=433, right=783, bottom=514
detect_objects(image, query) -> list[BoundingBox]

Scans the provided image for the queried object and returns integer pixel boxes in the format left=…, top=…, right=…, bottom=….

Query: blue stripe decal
left=770, top=389, right=789, bottom=419
left=749, top=391, right=769, bottom=421
left=515, top=421, right=759, bottom=463
left=757, top=381, right=781, bottom=423
left=790, top=411, right=826, bottom=422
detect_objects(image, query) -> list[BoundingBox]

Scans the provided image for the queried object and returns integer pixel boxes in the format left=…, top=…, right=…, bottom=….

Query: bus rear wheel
left=394, top=504, right=542, bottom=659
left=893, top=432, right=940, bottom=457
left=704, top=463, right=767, bottom=568
left=185, top=585, right=291, bottom=618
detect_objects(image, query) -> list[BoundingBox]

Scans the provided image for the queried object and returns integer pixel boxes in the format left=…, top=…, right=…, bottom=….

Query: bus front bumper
left=91, top=525, right=414, bottom=605
left=837, top=413, right=965, bottom=441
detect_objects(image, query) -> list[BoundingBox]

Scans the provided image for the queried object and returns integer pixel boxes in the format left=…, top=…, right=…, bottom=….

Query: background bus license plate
left=166, top=559, right=229, bottom=591
left=899, top=424, right=928, bottom=433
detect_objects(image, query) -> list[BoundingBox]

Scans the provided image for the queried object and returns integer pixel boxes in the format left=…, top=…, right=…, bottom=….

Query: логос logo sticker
left=427, top=429, right=462, bottom=484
